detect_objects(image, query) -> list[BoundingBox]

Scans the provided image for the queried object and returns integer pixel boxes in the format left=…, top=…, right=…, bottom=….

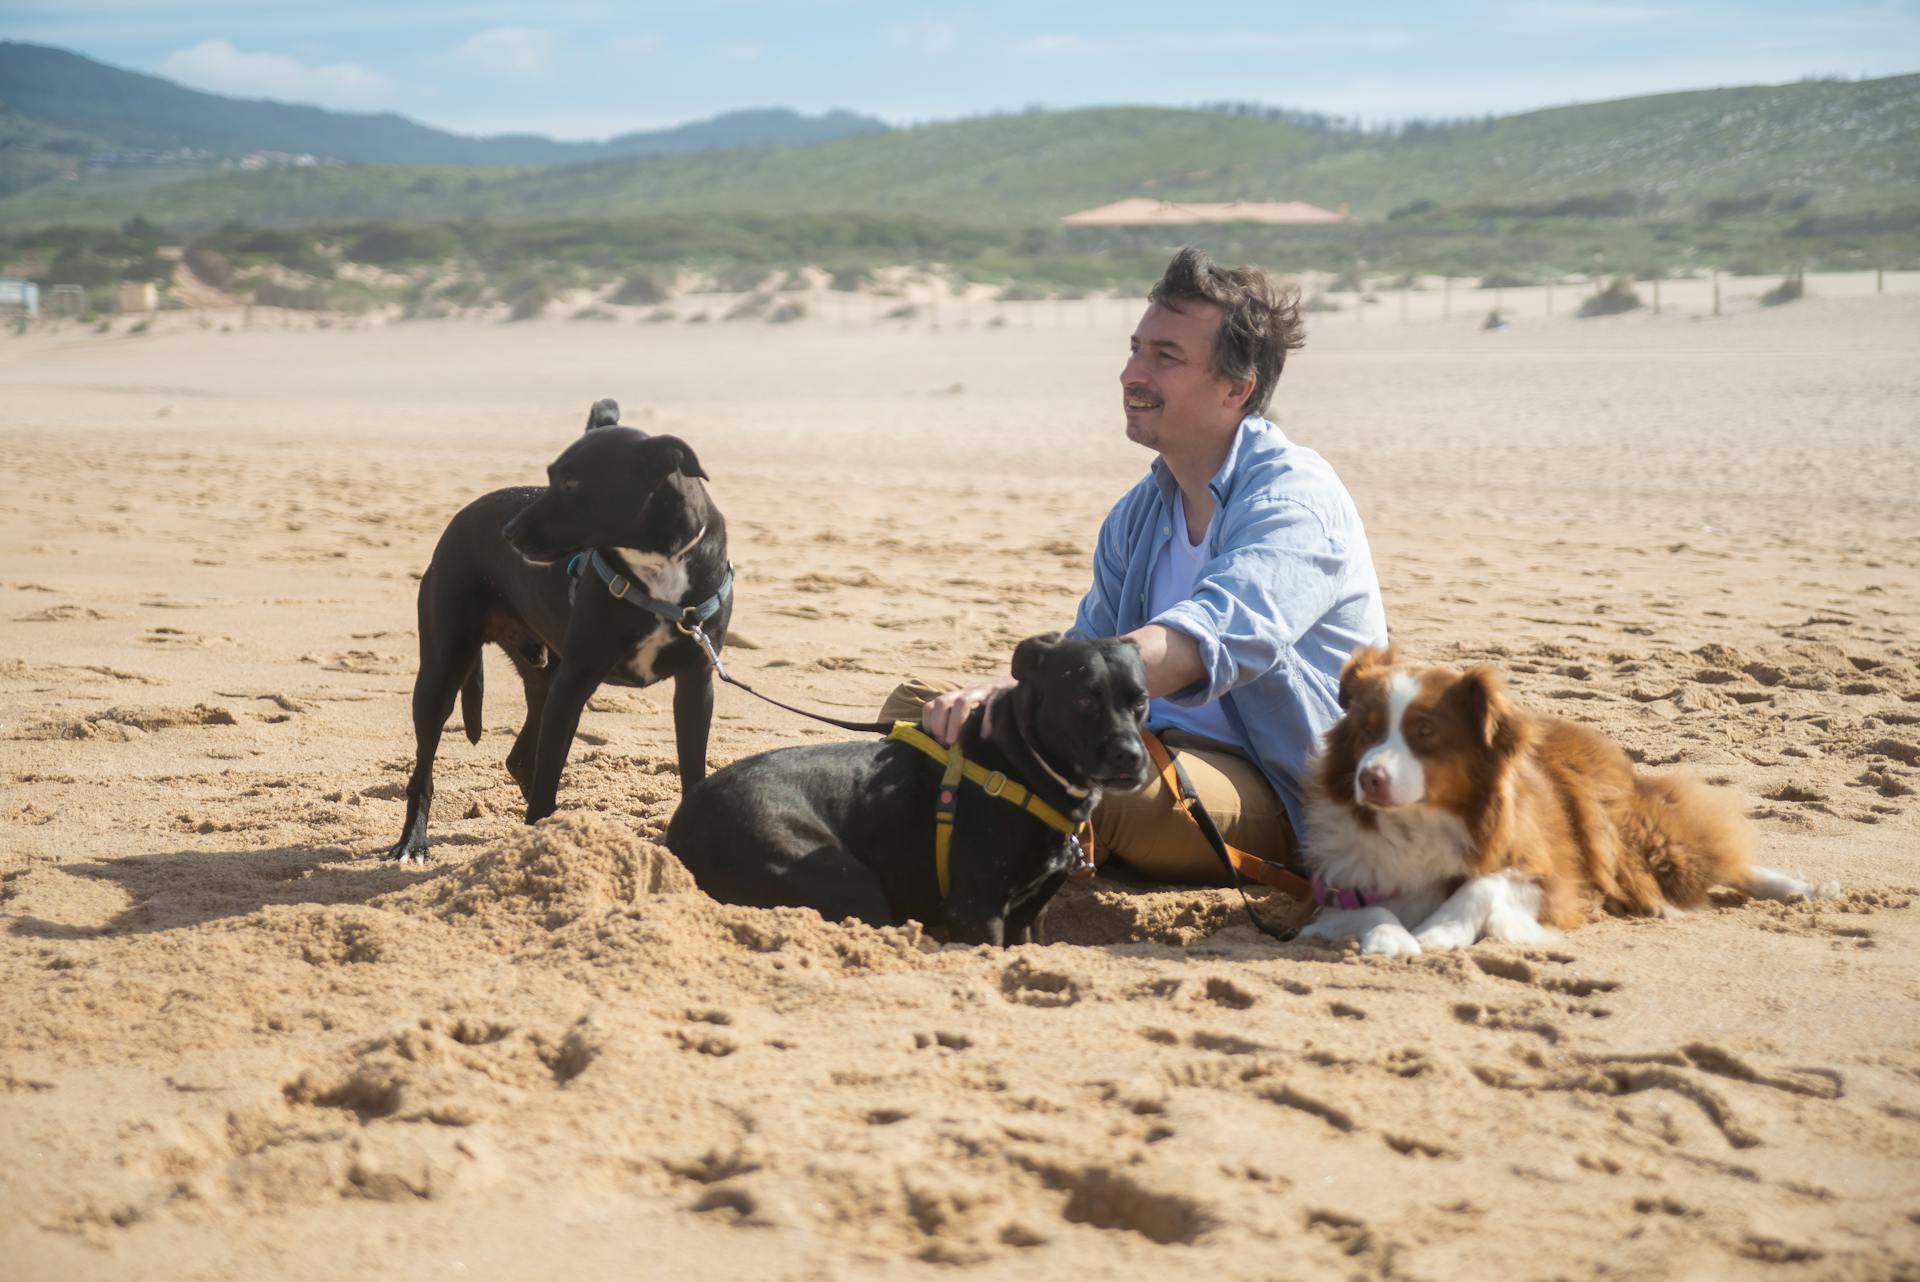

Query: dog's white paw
left=1360, top=922, right=1422, bottom=957
left=1482, top=913, right=1557, bottom=945
left=1745, top=866, right=1838, bottom=901
left=1411, top=920, right=1476, bottom=951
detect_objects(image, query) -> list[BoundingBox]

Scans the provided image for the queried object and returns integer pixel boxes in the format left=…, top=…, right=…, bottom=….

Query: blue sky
left=6, top=1, right=1916, bottom=139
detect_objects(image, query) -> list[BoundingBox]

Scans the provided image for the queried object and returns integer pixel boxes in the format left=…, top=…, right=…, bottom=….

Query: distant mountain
left=0, top=41, right=888, bottom=174
left=1, top=38, right=1914, bottom=233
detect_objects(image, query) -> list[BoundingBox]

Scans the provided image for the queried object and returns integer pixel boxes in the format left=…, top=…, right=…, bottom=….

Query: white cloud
left=1016, top=34, right=1086, bottom=54
left=453, top=26, right=555, bottom=79
left=1158, top=29, right=1418, bottom=55
left=436, top=108, right=674, bottom=142
left=612, top=33, right=661, bottom=57
left=156, top=39, right=388, bottom=107
left=1489, top=1, right=1671, bottom=33
left=711, top=43, right=763, bottom=63
left=1293, top=50, right=1904, bottom=123
left=883, top=18, right=959, bottom=56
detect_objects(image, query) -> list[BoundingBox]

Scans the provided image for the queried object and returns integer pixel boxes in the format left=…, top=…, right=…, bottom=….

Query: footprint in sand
left=1000, top=959, right=1081, bottom=1008
left=301, top=650, right=408, bottom=676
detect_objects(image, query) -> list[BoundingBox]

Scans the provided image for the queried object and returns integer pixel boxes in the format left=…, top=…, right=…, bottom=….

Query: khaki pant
left=878, top=677, right=1298, bottom=886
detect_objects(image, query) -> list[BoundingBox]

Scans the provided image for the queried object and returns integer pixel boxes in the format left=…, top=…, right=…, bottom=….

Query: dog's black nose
left=1104, top=738, right=1146, bottom=775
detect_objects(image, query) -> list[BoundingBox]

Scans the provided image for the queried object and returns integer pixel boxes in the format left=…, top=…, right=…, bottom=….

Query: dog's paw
left=1360, top=923, right=1422, bottom=957
left=1411, top=919, right=1478, bottom=952
left=1481, top=914, right=1557, bottom=945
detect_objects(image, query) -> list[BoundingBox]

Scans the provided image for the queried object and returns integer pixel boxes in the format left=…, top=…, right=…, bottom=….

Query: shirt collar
left=1150, top=414, right=1285, bottom=505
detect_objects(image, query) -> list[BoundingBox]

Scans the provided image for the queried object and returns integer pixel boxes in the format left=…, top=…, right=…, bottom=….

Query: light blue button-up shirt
left=1070, top=415, right=1388, bottom=833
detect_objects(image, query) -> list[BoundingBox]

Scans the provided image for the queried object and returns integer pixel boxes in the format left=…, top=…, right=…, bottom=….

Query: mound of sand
left=422, top=812, right=696, bottom=932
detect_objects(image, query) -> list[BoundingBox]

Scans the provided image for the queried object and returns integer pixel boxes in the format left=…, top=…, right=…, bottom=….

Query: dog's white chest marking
left=605, top=538, right=707, bottom=686
left=1356, top=672, right=1427, bottom=806
left=609, top=543, right=692, bottom=606
left=618, top=626, right=675, bottom=685
left=1304, top=796, right=1474, bottom=902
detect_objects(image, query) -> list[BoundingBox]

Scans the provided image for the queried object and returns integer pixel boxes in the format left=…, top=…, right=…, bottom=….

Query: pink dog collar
left=1311, top=875, right=1391, bottom=911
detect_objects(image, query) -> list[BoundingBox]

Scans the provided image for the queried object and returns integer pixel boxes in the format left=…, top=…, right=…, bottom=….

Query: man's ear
left=1222, top=374, right=1256, bottom=413
left=1011, top=631, right=1063, bottom=683
left=1337, top=643, right=1394, bottom=708
left=636, top=435, right=708, bottom=481
left=585, top=398, right=620, bottom=431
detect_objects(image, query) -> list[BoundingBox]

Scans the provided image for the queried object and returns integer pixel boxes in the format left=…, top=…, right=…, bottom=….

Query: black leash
left=573, top=550, right=891, bottom=734
left=676, top=614, right=893, bottom=735
left=1163, top=749, right=1302, bottom=944
left=714, top=665, right=893, bottom=735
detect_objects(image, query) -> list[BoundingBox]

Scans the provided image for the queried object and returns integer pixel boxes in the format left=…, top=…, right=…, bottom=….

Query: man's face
left=1120, top=299, right=1245, bottom=452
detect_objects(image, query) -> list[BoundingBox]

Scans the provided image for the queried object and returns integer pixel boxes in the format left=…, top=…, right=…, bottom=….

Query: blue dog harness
left=568, top=549, right=734, bottom=635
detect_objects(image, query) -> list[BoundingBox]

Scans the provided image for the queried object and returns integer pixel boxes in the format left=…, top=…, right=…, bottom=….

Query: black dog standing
left=666, top=634, right=1149, bottom=945
left=385, top=399, right=730, bottom=862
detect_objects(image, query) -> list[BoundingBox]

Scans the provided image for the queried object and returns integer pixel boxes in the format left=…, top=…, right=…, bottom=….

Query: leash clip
left=683, top=620, right=730, bottom=680
left=1068, top=831, right=1095, bottom=881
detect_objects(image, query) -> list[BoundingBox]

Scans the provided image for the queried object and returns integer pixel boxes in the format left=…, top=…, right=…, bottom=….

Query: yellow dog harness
left=885, top=722, right=1090, bottom=897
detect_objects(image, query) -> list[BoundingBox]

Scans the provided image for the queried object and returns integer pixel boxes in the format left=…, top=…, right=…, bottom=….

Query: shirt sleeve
left=1067, top=494, right=1132, bottom=642
left=1150, top=495, right=1343, bottom=705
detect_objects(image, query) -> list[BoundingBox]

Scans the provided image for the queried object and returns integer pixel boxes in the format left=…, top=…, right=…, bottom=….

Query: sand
left=2, top=285, right=1917, bottom=1280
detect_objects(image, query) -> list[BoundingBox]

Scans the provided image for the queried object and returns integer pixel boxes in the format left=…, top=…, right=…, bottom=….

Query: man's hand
left=921, top=676, right=1016, bottom=746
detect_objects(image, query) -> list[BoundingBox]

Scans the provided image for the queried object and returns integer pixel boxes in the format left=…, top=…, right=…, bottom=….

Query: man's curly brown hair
left=1148, top=246, right=1305, bottom=418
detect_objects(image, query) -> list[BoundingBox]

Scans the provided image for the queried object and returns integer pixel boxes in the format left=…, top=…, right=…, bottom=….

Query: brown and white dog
left=1297, top=646, right=1823, bottom=956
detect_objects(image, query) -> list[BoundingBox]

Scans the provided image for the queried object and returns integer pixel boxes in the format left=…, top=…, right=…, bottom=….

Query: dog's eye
left=1408, top=719, right=1434, bottom=742
left=1075, top=695, right=1094, bottom=711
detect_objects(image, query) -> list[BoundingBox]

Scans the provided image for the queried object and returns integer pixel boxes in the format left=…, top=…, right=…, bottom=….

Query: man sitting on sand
left=881, top=246, right=1387, bottom=883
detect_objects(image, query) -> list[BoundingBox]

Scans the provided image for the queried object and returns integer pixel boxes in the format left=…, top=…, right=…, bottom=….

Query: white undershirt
left=1148, top=491, right=1237, bottom=745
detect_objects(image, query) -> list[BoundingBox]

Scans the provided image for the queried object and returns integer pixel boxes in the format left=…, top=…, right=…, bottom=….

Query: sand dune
left=2, top=292, right=1917, bottom=1280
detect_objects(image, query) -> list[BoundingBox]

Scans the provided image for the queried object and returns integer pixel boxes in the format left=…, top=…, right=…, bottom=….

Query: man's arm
left=1152, top=495, right=1343, bottom=705
left=1121, top=623, right=1205, bottom=698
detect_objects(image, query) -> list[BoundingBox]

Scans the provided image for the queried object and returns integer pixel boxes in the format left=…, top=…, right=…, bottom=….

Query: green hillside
left=0, top=41, right=888, bottom=175
left=4, top=74, right=1915, bottom=233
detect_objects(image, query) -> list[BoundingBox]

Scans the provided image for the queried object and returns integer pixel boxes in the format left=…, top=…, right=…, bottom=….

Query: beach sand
left=2, top=287, right=1917, bottom=1280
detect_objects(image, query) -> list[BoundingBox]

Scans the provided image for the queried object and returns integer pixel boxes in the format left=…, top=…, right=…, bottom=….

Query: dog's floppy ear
left=1457, top=665, right=1524, bottom=758
left=1010, top=631, right=1064, bottom=683
left=1337, top=643, right=1394, bottom=709
left=634, top=434, right=709, bottom=482
left=585, top=398, right=620, bottom=432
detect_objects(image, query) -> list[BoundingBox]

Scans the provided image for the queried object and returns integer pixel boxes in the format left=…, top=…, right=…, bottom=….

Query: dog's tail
left=586, top=398, right=620, bottom=431
left=1618, top=771, right=1753, bottom=910
left=460, top=660, right=484, bottom=745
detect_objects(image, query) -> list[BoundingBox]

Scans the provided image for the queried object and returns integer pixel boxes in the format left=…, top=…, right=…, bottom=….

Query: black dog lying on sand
left=666, top=633, right=1149, bottom=945
left=385, top=399, right=731, bottom=863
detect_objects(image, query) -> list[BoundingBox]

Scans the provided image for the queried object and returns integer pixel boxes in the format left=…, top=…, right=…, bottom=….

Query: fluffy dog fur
left=1297, top=645, right=1823, bottom=956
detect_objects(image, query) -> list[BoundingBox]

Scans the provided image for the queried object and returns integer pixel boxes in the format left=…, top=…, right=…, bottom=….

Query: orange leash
left=1142, top=729, right=1313, bottom=902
